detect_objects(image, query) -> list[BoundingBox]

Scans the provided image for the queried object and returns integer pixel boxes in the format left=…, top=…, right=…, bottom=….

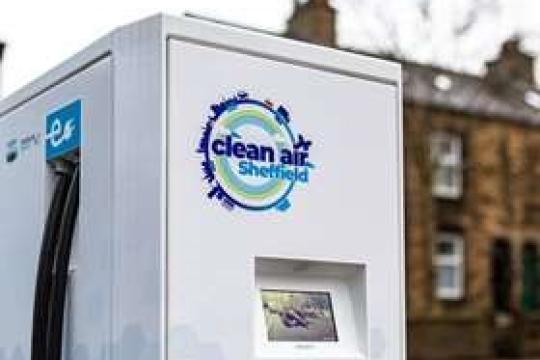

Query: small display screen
left=261, top=289, right=339, bottom=342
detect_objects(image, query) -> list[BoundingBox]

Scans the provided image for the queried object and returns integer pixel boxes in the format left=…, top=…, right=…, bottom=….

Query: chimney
left=284, top=0, right=337, bottom=47
left=486, top=38, right=536, bottom=88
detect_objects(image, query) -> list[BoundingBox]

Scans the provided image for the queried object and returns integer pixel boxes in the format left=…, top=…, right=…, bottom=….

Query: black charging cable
left=31, top=162, right=74, bottom=360
left=46, top=164, right=80, bottom=360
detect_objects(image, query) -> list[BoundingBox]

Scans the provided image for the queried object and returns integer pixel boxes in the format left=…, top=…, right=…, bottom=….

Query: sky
left=1, top=0, right=540, bottom=96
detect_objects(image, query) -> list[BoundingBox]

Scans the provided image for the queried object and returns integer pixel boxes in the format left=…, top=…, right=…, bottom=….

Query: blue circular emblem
left=197, top=92, right=314, bottom=212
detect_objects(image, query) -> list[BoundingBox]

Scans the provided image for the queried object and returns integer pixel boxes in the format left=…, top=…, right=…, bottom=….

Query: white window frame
left=430, top=132, right=463, bottom=199
left=434, top=232, right=465, bottom=300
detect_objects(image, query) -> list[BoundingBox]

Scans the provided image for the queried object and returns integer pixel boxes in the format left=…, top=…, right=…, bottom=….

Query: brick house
left=286, top=1, right=540, bottom=359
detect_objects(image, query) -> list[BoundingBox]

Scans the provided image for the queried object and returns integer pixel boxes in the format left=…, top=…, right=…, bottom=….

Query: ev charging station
left=0, top=14, right=404, bottom=360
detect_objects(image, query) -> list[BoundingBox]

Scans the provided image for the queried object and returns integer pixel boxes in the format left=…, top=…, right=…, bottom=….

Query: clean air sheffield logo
left=197, top=92, right=314, bottom=212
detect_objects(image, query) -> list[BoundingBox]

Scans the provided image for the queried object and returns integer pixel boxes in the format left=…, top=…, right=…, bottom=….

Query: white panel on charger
left=167, top=35, right=401, bottom=360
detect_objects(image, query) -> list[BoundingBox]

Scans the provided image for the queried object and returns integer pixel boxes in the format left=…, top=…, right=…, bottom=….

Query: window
left=434, top=74, right=453, bottom=91
left=492, top=239, right=512, bottom=312
left=521, top=243, right=539, bottom=311
left=434, top=232, right=465, bottom=300
left=430, top=132, right=463, bottom=199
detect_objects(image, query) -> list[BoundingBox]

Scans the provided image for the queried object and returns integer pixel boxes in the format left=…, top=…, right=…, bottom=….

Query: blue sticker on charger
left=45, top=99, right=81, bottom=160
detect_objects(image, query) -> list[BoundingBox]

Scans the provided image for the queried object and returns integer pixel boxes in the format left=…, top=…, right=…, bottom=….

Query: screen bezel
left=254, top=273, right=365, bottom=359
